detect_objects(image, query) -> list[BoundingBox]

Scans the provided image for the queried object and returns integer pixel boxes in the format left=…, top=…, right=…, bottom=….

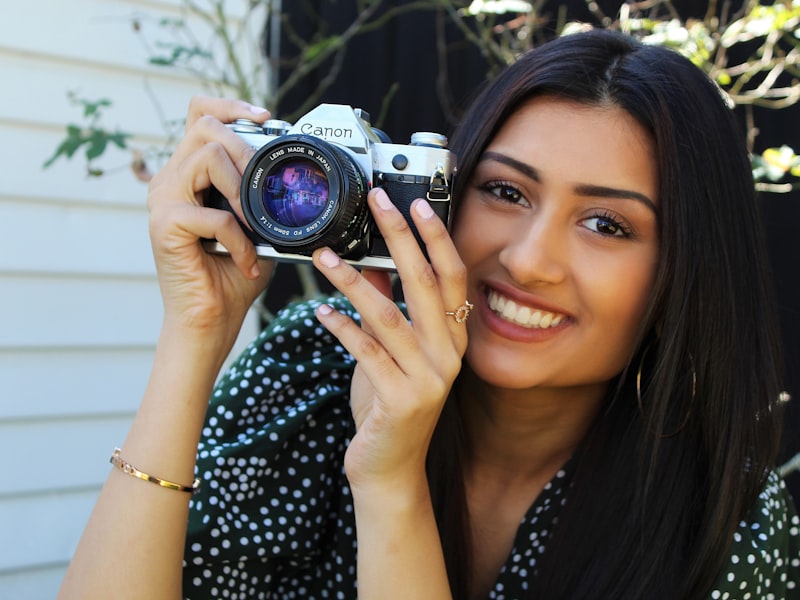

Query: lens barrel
left=240, top=135, right=371, bottom=258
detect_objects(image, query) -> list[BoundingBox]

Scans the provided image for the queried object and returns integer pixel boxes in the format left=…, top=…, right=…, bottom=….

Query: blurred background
left=1, top=1, right=797, bottom=597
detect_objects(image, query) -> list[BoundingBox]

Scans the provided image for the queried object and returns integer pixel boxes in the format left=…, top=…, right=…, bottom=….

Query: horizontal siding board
left=0, top=275, right=163, bottom=347
left=0, top=0, right=270, bottom=593
left=0, top=565, right=67, bottom=600
left=2, top=0, right=188, bottom=72
left=0, top=488, right=100, bottom=573
left=0, top=308, right=261, bottom=420
left=0, top=274, right=261, bottom=350
left=0, top=50, right=203, bottom=139
left=0, top=348, right=152, bottom=419
left=0, top=417, right=133, bottom=496
left=0, top=0, right=259, bottom=93
left=0, top=198, right=155, bottom=276
left=0, top=123, right=152, bottom=207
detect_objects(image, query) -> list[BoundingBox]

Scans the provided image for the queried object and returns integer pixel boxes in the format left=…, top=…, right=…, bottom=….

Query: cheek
left=587, top=255, right=657, bottom=338
left=450, top=203, right=481, bottom=262
left=450, top=199, right=508, bottom=265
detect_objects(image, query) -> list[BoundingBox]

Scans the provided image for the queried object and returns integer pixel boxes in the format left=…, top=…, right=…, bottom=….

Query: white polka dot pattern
left=707, top=471, right=800, bottom=598
left=181, top=297, right=800, bottom=598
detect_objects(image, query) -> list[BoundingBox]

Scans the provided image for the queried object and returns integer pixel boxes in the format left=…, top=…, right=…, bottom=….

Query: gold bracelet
left=109, top=448, right=200, bottom=495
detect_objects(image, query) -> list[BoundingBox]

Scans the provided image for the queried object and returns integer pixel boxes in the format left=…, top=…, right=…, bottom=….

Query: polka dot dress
left=708, top=470, right=800, bottom=598
left=182, top=297, right=800, bottom=599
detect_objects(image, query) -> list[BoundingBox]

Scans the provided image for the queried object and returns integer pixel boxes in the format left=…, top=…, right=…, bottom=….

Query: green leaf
left=42, top=124, right=87, bottom=168
left=85, top=130, right=108, bottom=161
left=107, top=131, right=131, bottom=149
left=82, top=98, right=112, bottom=119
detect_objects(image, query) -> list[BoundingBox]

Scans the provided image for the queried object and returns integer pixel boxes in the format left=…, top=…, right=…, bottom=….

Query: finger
left=407, top=198, right=469, bottom=343
left=315, top=303, right=402, bottom=385
left=148, top=142, right=262, bottom=278
left=161, top=204, right=261, bottom=279
left=185, top=95, right=270, bottom=132
left=151, top=116, right=257, bottom=197
left=313, top=248, right=430, bottom=376
left=368, top=190, right=464, bottom=346
left=150, top=134, right=252, bottom=228
left=360, top=268, right=394, bottom=338
left=315, top=302, right=454, bottom=419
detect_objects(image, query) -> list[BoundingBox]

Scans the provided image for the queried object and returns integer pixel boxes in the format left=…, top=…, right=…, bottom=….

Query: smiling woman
left=454, top=99, right=659, bottom=392
left=57, top=29, right=798, bottom=600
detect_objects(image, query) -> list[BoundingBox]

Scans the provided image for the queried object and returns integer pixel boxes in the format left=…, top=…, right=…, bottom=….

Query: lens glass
left=262, top=159, right=329, bottom=227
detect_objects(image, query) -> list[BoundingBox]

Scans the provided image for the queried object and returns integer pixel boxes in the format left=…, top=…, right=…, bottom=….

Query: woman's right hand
left=146, top=95, right=274, bottom=338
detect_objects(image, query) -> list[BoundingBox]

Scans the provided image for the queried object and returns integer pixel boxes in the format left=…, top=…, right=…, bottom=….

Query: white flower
left=464, top=0, right=532, bottom=16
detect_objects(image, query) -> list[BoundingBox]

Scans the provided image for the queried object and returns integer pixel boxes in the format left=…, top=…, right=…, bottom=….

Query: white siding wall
left=0, top=1, right=264, bottom=597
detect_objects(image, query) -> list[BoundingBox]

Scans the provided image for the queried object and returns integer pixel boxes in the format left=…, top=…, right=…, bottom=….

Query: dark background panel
left=270, top=0, right=800, bottom=506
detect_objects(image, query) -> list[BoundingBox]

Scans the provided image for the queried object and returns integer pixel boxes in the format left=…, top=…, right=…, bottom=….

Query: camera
left=204, top=103, right=456, bottom=270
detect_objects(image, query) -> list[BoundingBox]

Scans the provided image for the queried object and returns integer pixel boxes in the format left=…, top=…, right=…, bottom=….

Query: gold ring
left=445, top=301, right=474, bottom=324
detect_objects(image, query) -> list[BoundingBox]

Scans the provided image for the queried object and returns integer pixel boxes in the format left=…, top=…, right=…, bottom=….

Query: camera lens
left=262, top=159, right=329, bottom=227
left=241, top=135, right=371, bottom=257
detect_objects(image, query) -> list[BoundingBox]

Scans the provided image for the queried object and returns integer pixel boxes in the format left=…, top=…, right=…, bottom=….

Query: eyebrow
left=479, top=151, right=658, bottom=214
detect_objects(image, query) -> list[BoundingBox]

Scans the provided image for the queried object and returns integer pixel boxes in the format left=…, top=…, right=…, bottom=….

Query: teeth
left=487, top=290, right=565, bottom=329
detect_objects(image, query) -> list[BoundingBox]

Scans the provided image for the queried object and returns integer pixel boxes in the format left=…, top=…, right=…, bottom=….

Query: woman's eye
left=583, top=214, right=632, bottom=238
left=481, top=181, right=528, bottom=205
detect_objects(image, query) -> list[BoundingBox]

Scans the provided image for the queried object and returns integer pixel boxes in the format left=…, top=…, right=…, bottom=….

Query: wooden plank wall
left=0, top=1, right=264, bottom=596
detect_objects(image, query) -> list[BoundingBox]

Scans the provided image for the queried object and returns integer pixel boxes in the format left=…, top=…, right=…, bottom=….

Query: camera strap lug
left=427, top=163, right=451, bottom=201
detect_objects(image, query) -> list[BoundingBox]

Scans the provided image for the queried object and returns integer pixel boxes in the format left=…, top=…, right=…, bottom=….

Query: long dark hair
left=427, top=29, right=784, bottom=598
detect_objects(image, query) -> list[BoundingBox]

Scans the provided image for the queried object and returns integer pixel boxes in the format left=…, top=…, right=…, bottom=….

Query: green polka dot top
left=182, top=297, right=800, bottom=599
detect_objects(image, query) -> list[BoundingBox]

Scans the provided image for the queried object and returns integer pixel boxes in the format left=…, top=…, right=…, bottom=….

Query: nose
left=498, top=212, right=568, bottom=286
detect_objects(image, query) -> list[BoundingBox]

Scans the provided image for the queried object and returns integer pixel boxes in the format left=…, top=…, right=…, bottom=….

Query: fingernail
left=414, top=199, right=435, bottom=219
left=249, top=105, right=269, bottom=115
left=250, top=263, right=261, bottom=278
left=317, top=303, right=334, bottom=316
left=319, top=249, right=340, bottom=268
left=374, top=188, right=394, bottom=211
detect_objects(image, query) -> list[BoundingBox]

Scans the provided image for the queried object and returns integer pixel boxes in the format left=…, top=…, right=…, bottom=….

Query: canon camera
left=204, top=103, right=456, bottom=270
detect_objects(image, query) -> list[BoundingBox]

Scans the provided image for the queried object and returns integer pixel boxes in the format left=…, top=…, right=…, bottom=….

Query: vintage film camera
left=204, top=103, right=457, bottom=270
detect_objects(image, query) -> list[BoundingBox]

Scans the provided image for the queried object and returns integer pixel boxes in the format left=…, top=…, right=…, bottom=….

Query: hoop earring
left=636, top=346, right=696, bottom=438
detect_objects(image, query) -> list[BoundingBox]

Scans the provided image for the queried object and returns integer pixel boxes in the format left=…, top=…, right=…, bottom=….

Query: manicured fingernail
left=317, top=303, right=334, bottom=316
left=249, top=105, right=269, bottom=115
left=374, top=188, right=394, bottom=211
left=414, top=199, right=435, bottom=219
left=319, top=249, right=340, bottom=268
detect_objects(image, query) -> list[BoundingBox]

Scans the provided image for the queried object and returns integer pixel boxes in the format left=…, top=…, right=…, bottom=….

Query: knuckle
left=387, top=213, right=413, bottom=235
left=338, top=265, right=363, bottom=289
left=442, top=353, right=463, bottom=379
left=450, top=259, right=468, bottom=286
left=209, top=207, right=238, bottom=229
left=195, top=113, right=221, bottom=132
left=416, top=375, right=450, bottom=410
left=187, top=95, right=204, bottom=116
left=356, top=334, right=384, bottom=360
left=377, top=301, right=406, bottom=329
left=415, top=262, right=439, bottom=290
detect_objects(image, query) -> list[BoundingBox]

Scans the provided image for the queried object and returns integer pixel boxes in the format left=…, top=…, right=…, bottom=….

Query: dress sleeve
left=707, top=470, right=800, bottom=599
left=182, top=297, right=360, bottom=599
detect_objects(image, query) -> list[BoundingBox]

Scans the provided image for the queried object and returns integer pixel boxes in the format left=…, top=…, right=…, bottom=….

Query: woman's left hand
left=312, top=187, right=468, bottom=495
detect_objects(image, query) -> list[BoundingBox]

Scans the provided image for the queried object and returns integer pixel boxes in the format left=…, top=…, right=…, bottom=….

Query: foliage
left=45, top=1, right=800, bottom=192
left=42, top=93, right=131, bottom=177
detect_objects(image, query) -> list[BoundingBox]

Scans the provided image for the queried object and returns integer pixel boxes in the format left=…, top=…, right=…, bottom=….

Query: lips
left=487, top=288, right=566, bottom=329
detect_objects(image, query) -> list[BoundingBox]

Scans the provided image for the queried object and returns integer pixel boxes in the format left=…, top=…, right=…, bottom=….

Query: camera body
left=204, top=103, right=456, bottom=270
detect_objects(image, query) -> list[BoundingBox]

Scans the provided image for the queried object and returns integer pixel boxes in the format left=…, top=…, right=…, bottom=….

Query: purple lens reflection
left=262, top=159, right=329, bottom=227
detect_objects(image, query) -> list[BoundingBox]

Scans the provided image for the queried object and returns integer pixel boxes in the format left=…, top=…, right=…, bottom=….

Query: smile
left=487, top=289, right=566, bottom=329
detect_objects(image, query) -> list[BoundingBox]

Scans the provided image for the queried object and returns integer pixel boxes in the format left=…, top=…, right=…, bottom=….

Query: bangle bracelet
left=109, top=448, right=200, bottom=495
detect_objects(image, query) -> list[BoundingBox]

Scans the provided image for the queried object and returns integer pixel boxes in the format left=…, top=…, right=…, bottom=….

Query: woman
left=58, top=29, right=799, bottom=599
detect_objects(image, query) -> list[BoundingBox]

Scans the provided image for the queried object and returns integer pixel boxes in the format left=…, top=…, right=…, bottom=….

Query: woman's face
left=452, top=96, right=659, bottom=395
